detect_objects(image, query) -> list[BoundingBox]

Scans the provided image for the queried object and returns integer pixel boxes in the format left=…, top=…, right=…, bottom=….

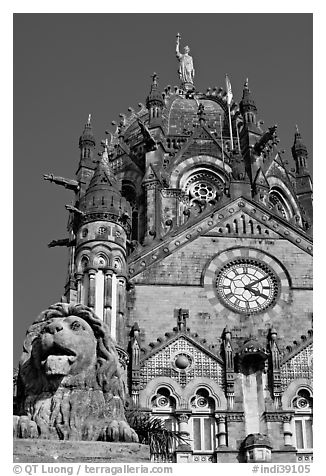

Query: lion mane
left=16, top=302, right=137, bottom=442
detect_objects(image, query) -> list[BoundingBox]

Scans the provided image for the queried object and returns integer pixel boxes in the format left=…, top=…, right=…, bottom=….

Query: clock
left=215, top=258, right=280, bottom=314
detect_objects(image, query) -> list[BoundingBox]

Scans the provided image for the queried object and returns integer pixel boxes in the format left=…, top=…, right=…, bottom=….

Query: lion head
left=16, top=303, right=137, bottom=442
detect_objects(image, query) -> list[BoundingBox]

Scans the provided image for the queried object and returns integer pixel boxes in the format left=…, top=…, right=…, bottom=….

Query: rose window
left=189, top=182, right=215, bottom=201
left=183, top=171, right=224, bottom=205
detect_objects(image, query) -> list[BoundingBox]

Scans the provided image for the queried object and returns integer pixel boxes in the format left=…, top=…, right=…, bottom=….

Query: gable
left=139, top=335, right=224, bottom=390
left=128, top=197, right=313, bottom=279
left=206, top=209, right=280, bottom=239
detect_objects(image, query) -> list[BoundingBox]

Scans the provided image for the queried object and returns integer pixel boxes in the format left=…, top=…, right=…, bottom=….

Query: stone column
left=111, top=272, right=117, bottom=340
left=282, top=415, right=293, bottom=446
left=215, top=414, right=227, bottom=447
left=117, top=277, right=127, bottom=315
left=177, top=413, right=190, bottom=439
left=75, top=273, right=83, bottom=303
left=103, top=269, right=113, bottom=327
left=88, top=268, right=96, bottom=308
left=117, top=276, right=126, bottom=343
left=175, top=413, right=192, bottom=463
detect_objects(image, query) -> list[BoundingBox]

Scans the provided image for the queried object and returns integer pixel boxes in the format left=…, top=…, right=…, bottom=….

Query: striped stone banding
left=170, top=155, right=232, bottom=188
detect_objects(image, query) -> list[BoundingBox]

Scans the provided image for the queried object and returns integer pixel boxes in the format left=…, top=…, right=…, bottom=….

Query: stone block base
left=13, top=439, right=150, bottom=463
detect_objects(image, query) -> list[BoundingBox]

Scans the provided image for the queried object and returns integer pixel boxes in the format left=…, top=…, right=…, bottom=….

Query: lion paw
left=14, top=415, right=39, bottom=439
left=104, top=420, right=138, bottom=442
left=118, top=421, right=139, bottom=442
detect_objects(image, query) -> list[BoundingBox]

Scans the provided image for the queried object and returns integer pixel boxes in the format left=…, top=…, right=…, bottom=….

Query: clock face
left=215, top=258, right=280, bottom=314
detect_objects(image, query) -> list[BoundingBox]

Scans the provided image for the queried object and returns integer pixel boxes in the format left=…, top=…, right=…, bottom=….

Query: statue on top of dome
left=176, top=33, right=195, bottom=88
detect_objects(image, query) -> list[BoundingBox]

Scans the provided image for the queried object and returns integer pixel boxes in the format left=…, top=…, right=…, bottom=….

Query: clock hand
left=243, top=286, right=261, bottom=296
left=246, top=275, right=269, bottom=288
left=243, top=286, right=269, bottom=298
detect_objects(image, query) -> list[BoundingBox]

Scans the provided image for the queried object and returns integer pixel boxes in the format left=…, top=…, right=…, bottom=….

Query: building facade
left=44, top=41, right=313, bottom=463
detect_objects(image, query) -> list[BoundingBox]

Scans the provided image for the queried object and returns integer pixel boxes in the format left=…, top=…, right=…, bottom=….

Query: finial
left=176, top=32, right=181, bottom=41
left=87, top=113, right=91, bottom=124
left=295, top=124, right=299, bottom=134
left=244, top=78, right=249, bottom=89
left=151, top=72, right=158, bottom=86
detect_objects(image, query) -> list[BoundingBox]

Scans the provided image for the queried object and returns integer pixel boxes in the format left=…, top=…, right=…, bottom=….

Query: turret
left=74, top=143, right=132, bottom=342
left=77, top=114, right=96, bottom=194
left=291, top=126, right=313, bottom=231
left=238, top=79, right=262, bottom=190
left=240, top=78, right=257, bottom=125
left=292, top=125, right=309, bottom=175
left=146, top=73, right=164, bottom=130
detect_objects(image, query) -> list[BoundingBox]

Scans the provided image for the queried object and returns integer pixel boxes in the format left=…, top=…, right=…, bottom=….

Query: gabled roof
left=140, top=330, right=224, bottom=366
left=128, top=196, right=313, bottom=279
left=280, top=329, right=313, bottom=365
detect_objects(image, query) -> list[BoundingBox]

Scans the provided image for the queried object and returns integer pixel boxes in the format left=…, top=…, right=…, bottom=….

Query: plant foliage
left=126, top=409, right=190, bottom=461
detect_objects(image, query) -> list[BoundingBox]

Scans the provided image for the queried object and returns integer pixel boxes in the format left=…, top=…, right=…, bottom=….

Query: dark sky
left=13, top=13, right=312, bottom=365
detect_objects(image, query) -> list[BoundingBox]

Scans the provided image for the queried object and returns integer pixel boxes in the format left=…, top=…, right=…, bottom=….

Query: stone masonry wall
left=128, top=235, right=312, bottom=350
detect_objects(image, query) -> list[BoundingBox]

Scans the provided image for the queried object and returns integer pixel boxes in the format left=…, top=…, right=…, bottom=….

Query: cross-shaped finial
left=177, top=308, right=189, bottom=331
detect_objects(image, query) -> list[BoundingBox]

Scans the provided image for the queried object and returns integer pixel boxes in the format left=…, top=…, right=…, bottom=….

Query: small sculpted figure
left=14, top=302, right=138, bottom=442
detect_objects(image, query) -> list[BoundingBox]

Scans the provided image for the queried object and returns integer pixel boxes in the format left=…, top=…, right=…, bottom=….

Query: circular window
left=184, top=171, right=224, bottom=204
left=215, top=258, right=280, bottom=314
left=172, top=352, right=193, bottom=372
left=190, top=182, right=215, bottom=201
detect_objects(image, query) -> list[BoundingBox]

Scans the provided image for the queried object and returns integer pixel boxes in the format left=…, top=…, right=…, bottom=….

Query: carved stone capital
left=143, top=181, right=161, bottom=191
left=214, top=413, right=226, bottom=423
left=176, top=413, right=190, bottom=423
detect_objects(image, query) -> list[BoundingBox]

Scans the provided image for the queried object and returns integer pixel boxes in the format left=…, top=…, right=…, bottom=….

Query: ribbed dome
left=79, top=155, right=131, bottom=224
left=168, top=97, right=225, bottom=135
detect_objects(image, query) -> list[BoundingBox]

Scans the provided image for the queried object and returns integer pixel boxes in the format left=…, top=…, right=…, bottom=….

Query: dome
left=243, top=433, right=272, bottom=449
left=79, top=157, right=131, bottom=227
left=167, top=97, right=226, bottom=135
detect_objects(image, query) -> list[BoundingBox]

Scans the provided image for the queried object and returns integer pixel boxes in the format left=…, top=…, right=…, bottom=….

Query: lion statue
left=14, top=302, right=138, bottom=442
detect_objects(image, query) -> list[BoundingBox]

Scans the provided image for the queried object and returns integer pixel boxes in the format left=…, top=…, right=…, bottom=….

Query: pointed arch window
left=269, top=188, right=293, bottom=221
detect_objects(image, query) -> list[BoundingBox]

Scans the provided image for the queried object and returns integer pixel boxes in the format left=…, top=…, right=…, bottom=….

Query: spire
left=146, top=73, right=164, bottom=128
left=292, top=125, right=309, bottom=174
left=240, top=78, right=257, bottom=122
left=78, top=142, right=131, bottom=227
left=146, top=73, right=163, bottom=105
left=86, top=144, right=118, bottom=193
left=79, top=113, right=96, bottom=147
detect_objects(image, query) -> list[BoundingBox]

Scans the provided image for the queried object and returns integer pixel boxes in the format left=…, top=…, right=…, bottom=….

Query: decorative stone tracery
left=139, top=336, right=224, bottom=390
